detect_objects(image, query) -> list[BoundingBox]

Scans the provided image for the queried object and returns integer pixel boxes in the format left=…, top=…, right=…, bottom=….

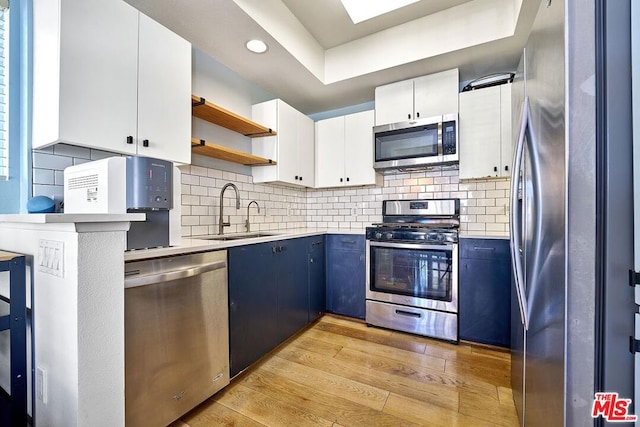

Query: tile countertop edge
left=125, top=228, right=366, bottom=261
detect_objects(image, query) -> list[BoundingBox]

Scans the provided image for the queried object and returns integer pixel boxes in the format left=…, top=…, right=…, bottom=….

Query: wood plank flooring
left=175, top=315, right=519, bottom=427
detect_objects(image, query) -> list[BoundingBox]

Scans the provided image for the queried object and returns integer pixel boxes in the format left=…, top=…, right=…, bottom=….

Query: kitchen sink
left=199, top=232, right=280, bottom=241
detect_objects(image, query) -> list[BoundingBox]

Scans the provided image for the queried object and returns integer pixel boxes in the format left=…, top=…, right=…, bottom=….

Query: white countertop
left=124, top=228, right=365, bottom=261
left=460, top=234, right=509, bottom=240
left=0, top=213, right=146, bottom=223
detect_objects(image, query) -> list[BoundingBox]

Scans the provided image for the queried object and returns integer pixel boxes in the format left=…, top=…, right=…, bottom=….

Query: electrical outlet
left=352, top=207, right=358, bottom=215
left=37, top=367, right=47, bottom=404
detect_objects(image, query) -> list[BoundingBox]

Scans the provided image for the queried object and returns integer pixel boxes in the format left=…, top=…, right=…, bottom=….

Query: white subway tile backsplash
left=33, top=168, right=54, bottom=185
left=33, top=152, right=74, bottom=170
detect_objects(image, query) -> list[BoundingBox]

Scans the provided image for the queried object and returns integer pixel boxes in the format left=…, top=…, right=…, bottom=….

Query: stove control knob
left=385, top=232, right=394, bottom=240
left=375, top=232, right=383, bottom=240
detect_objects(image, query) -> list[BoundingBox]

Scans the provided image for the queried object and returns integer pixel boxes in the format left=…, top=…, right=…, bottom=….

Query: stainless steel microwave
left=373, top=114, right=458, bottom=171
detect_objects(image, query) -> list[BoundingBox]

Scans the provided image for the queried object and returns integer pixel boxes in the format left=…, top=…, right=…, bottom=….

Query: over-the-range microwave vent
left=377, top=162, right=459, bottom=175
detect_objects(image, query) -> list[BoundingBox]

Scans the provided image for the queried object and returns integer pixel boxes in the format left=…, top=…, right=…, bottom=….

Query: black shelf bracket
left=192, top=97, right=206, bottom=107
left=629, top=269, right=640, bottom=287
left=199, top=139, right=205, bottom=146
left=630, top=336, right=640, bottom=354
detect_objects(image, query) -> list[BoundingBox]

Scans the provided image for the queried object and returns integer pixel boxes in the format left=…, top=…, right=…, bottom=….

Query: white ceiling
left=124, top=0, right=539, bottom=115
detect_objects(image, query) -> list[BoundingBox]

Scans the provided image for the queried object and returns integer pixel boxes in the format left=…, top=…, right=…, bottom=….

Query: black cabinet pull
left=505, top=165, right=509, bottom=171
left=300, top=176, right=303, bottom=181
left=416, top=112, right=420, bottom=118
left=473, top=246, right=496, bottom=251
left=272, top=246, right=278, bottom=253
left=143, top=139, right=149, bottom=147
left=395, top=309, right=421, bottom=318
left=126, top=136, right=133, bottom=144
left=340, top=178, right=343, bottom=182
left=311, top=241, right=323, bottom=246
left=295, top=175, right=299, bottom=180
left=279, top=245, right=285, bottom=252
left=494, top=166, right=498, bottom=172
left=310, top=258, right=314, bottom=263
left=408, top=113, right=411, bottom=120
left=340, top=239, right=357, bottom=245
left=346, top=177, right=350, bottom=182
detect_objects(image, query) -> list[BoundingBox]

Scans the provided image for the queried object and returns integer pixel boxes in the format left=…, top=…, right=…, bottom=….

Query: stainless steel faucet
left=218, top=183, right=240, bottom=235
left=245, top=200, right=260, bottom=232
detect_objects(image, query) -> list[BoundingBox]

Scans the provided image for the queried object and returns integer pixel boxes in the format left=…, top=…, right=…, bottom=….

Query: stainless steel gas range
left=365, top=199, right=460, bottom=342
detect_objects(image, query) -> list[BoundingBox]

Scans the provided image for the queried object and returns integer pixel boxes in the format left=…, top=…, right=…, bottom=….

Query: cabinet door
left=137, top=13, right=191, bottom=164
left=344, top=110, right=376, bottom=186
left=228, top=243, right=278, bottom=377
left=251, top=100, right=278, bottom=184
left=276, top=101, right=299, bottom=185
left=308, top=237, right=326, bottom=322
left=297, top=113, right=315, bottom=187
left=315, top=116, right=345, bottom=188
left=459, top=239, right=511, bottom=347
left=500, top=84, right=513, bottom=177
left=459, top=86, right=502, bottom=179
left=374, top=79, right=414, bottom=125
left=33, top=0, right=139, bottom=151
left=326, top=235, right=366, bottom=319
left=276, top=238, right=310, bottom=343
left=413, top=68, right=459, bottom=118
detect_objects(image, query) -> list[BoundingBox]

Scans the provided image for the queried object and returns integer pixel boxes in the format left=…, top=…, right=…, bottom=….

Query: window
left=0, top=3, right=7, bottom=180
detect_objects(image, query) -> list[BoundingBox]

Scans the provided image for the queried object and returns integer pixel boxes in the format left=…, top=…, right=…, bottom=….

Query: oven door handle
left=368, top=241, right=456, bottom=251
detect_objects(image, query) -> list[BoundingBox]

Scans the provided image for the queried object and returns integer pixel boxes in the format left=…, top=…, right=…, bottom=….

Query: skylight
left=339, top=0, right=420, bottom=24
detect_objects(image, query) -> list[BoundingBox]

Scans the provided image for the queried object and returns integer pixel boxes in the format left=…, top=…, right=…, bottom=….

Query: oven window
left=375, top=124, right=439, bottom=162
left=370, top=246, right=452, bottom=301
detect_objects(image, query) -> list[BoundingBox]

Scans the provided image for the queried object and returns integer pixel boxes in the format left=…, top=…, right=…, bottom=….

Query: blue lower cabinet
left=228, top=242, right=279, bottom=377
left=228, top=236, right=326, bottom=377
left=326, top=234, right=366, bottom=319
left=276, top=238, right=310, bottom=343
left=308, top=237, right=326, bottom=322
left=459, top=238, right=511, bottom=347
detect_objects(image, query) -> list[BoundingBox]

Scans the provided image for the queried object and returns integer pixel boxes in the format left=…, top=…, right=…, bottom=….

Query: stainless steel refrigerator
left=510, top=0, right=635, bottom=426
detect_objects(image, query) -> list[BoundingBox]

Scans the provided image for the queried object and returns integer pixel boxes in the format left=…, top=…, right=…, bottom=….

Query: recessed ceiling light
left=339, top=0, right=419, bottom=24
left=246, top=39, right=268, bottom=54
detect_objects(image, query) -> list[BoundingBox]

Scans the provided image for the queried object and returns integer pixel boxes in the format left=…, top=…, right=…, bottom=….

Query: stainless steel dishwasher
left=124, top=250, right=229, bottom=427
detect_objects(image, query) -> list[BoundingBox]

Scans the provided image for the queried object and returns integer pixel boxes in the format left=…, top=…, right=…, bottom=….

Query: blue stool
left=0, top=251, right=27, bottom=426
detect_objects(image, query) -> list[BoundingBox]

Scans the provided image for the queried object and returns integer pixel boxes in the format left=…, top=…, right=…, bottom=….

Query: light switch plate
left=38, top=239, right=64, bottom=278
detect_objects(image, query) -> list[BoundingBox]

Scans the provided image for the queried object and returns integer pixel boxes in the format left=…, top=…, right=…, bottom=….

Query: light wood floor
left=173, top=314, right=519, bottom=427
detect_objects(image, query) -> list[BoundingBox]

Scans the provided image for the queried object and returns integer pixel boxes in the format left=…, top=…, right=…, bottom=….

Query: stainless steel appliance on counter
left=124, top=250, right=230, bottom=427
left=373, top=114, right=458, bottom=171
left=365, top=199, right=460, bottom=342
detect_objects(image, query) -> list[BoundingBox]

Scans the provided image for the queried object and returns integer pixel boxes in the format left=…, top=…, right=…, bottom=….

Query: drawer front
left=460, top=238, right=510, bottom=260
left=327, top=234, right=365, bottom=252
left=365, top=300, right=457, bottom=342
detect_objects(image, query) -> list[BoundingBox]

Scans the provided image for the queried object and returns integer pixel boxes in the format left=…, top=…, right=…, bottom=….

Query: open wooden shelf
left=191, top=139, right=276, bottom=166
left=192, top=95, right=276, bottom=137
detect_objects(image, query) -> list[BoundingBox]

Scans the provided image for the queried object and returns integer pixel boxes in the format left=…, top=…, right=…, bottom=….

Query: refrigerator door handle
left=510, top=97, right=530, bottom=330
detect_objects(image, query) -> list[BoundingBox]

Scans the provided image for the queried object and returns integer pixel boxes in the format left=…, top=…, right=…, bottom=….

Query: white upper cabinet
left=251, top=99, right=315, bottom=187
left=374, top=68, right=459, bottom=126
left=316, top=110, right=376, bottom=188
left=32, top=0, right=191, bottom=164
left=136, top=13, right=191, bottom=164
left=459, top=83, right=512, bottom=180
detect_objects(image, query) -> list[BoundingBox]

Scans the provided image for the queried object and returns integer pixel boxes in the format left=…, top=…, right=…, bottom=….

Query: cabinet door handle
left=340, top=239, right=357, bottom=244
left=408, top=113, right=411, bottom=120
left=340, top=178, right=343, bottom=182
left=311, top=241, right=323, bottom=246
left=346, top=177, right=350, bottom=182
left=143, top=139, right=149, bottom=147
left=295, top=175, right=299, bottom=180
left=272, top=246, right=278, bottom=253
left=494, top=166, right=498, bottom=172
left=473, top=246, right=496, bottom=251
left=310, top=258, right=314, bottom=263
left=505, top=165, right=509, bottom=171
left=126, top=136, right=133, bottom=144
left=416, top=112, right=420, bottom=118
left=300, top=176, right=303, bottom=181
